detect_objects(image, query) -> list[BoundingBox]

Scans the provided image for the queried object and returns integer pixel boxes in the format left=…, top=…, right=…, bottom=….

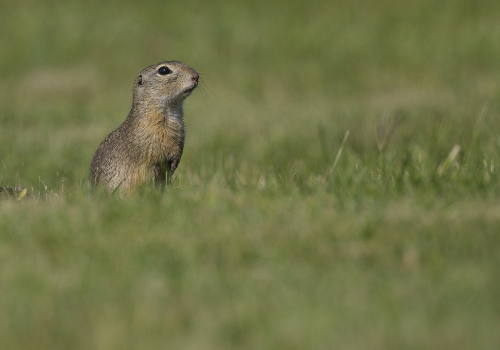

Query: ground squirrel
left=90, top=61, right=199, bottom=193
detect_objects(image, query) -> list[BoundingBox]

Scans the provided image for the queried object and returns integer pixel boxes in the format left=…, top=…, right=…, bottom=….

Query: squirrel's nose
left=192, top=72, right=199, bottom=86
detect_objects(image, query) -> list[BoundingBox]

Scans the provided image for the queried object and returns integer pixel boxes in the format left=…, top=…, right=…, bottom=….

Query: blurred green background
left=1, top=0, right=500, bottom=349
left=1, top=0, right=499, bottom=187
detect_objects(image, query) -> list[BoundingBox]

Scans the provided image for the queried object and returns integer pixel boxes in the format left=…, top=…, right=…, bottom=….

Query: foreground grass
left=1, top=0, right=500, bottom=348
left=1, top=150, right=500, bottom=349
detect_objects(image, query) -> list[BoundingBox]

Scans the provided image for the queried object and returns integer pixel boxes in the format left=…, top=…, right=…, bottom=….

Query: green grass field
left=1, top=0, right=500, bottom=348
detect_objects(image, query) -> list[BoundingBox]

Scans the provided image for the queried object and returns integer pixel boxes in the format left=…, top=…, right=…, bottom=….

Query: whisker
left=198, top=77, right=215, bottom=97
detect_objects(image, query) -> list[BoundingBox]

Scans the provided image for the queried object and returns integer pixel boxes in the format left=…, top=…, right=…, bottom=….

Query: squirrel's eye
left=158, top=66, right=172, bottom=75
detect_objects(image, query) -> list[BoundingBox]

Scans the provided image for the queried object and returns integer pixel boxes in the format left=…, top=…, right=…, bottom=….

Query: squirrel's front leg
left=167, top=159, right=180, bottom=185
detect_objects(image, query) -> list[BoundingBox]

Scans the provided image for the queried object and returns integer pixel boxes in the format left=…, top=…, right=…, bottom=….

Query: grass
left=1, top=0, right=500, bottom=348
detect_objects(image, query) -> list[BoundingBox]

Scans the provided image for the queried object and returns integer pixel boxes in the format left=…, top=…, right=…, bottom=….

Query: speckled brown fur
left=89, top=61, right=198, bottom=193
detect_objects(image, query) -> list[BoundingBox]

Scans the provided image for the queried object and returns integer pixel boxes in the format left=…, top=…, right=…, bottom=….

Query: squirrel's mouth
left=183, top=81, right=198, bottom=95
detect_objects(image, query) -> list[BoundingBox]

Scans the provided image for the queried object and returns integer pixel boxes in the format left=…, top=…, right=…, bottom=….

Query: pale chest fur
left=134, top=111, right=185, bottom=166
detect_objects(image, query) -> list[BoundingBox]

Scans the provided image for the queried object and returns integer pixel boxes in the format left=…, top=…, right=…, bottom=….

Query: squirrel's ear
left=135, top=74, right=143, bottom=86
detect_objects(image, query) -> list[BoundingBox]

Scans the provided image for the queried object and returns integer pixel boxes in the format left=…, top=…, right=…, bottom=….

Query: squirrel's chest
left=142, top=118, right=185, bottom=164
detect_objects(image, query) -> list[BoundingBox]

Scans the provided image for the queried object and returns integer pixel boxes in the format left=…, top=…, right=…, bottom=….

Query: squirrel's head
left=133, top=61, right=199, bottom=108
